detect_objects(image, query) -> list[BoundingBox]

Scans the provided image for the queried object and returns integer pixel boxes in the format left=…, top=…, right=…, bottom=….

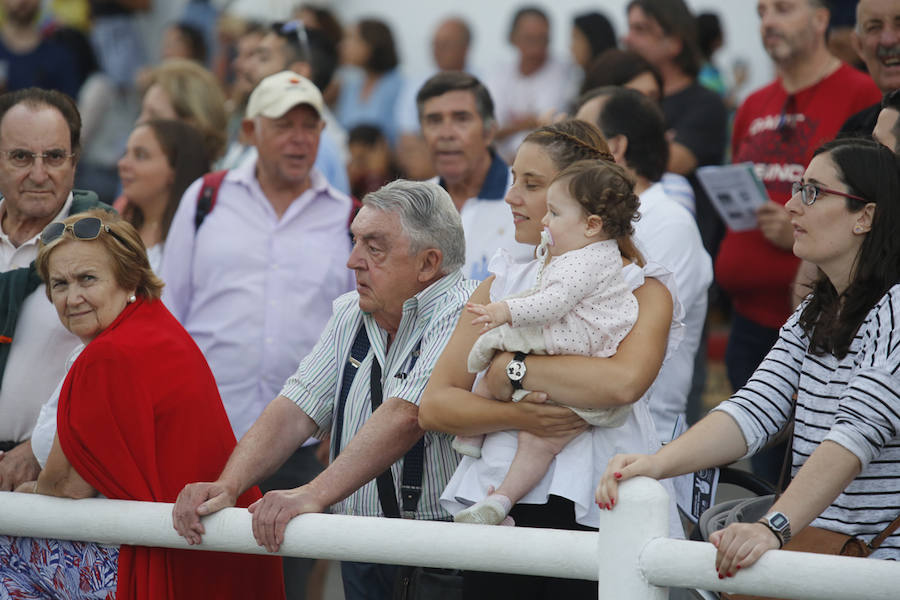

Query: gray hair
left=362, top=179, right=466, bottom=274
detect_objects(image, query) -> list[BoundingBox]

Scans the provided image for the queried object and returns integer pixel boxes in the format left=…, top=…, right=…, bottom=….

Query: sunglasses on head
left=40, top=217, right=130, bottom=248
left=272, top=20, right=310, bottom=58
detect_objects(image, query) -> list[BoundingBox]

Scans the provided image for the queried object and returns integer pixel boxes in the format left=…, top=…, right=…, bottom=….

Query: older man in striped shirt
left=173, top=179, right=477, bottom=600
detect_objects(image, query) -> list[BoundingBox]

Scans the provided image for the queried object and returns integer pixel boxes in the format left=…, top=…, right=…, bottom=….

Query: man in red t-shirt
left=715, top=0, right=881, bottom=481
left=717, top=0, right=881, bottom=386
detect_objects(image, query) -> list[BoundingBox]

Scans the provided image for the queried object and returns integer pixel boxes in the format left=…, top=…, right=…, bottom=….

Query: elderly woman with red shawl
left=0, top=210, right=284, bottom=599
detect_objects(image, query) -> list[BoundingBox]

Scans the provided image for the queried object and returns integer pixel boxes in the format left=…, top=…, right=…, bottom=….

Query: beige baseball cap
left=245, top=71, right=324, bottom=120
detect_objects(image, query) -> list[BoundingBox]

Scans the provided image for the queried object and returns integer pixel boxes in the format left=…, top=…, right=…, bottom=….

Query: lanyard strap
left=333, top=325, right=371, bottom=459
left=371, top=340, right=425, bottom=519
left=333, top=324, right=425, bottom=519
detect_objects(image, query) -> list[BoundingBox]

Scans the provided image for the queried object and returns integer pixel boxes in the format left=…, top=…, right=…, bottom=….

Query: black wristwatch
left=759, top=511, right=792, bottom=548
left=506, top=351, right=527, bottom=392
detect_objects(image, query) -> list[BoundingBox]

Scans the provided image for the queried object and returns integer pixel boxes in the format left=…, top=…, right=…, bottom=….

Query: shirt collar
left=400, top=269, right=465, bottom=322
left=233, top=156, right=332, bottom=197
left=438, top=149, right=509, bottom=201
left=0, top=191, right=74, bottom=248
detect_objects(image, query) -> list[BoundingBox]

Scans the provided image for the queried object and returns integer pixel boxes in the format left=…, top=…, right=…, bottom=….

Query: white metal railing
left=1, top=478, right=899, bottom=599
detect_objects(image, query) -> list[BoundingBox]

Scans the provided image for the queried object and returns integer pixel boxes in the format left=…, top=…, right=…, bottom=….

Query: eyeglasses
left=40, top=217, right=129, bottom=248
left=272, top=20, right=310, bottom=60
left=791, top=181, right=868, bottom=207
left=1, top=148, right=74, bottom=169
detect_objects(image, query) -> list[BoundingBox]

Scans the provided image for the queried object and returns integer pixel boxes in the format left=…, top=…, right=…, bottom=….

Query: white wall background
left=333, top=0, right=776, bottom=104
left=148, top=0, right=776, bottom=104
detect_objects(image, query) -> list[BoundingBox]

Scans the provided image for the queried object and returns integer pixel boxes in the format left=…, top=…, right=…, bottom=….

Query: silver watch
left=759, top=511, right=791, bottom=547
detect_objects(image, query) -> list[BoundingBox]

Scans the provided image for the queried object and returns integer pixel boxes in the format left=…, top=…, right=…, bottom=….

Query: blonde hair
left=142, top=58, right=228, bottom=160
left=36, top=209, right=164, bottom=301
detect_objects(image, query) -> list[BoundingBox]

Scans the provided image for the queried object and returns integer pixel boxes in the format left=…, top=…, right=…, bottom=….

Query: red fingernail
left=611, top=498, right=616, bottom=507
left=718, top=574, right=724, bottom=580
left=727, top=572, right=733, bottom=578
left=614, top=472, right=622, bottom=479
left=736, top=565, right=741, bottom=570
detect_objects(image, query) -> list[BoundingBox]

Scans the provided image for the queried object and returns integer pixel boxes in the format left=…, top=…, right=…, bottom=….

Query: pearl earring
left=128, top=294, right=137, bottom=304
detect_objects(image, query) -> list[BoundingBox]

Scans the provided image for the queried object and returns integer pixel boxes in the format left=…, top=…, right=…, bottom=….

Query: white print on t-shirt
left=748, top=112, right=807, bottom=136
left=753, top=162, right=805, bottom=184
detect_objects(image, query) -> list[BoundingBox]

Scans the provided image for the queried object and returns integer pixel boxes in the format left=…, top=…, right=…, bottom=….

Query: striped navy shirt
left=715, top=284, right=900, bottom=559
left=280, top=270, right=478, bottom=520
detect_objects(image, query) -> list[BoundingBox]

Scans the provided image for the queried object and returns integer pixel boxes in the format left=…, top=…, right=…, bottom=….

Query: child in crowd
left=453, top=159, right=644, bottom=526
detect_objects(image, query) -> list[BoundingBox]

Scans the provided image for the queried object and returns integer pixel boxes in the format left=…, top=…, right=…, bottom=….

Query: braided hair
left=523, top=119, right=615, bottom=171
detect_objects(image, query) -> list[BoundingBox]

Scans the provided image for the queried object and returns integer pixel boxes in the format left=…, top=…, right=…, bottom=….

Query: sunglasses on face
left=40, top=217, right=130, bottom=248
left=1, top=148, right=74, bottom=169
left=791, top=181, right=867, bottom=207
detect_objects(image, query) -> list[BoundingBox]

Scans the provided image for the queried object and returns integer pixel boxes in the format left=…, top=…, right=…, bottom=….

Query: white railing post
left=594, top=477, right=669, bottom=600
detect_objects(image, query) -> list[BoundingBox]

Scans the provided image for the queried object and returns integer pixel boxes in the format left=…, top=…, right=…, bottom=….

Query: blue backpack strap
left=194, top=170, right=229, bottom=231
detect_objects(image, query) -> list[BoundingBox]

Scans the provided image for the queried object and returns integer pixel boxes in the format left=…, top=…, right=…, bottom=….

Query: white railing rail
left=1, top=478, right=899, bottom=599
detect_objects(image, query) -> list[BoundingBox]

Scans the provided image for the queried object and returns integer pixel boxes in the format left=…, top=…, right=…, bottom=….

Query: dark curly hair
left=799, top=137, right=900, bottom=359
left=553, top=160, right=644, bottom=266
left=523, top=119, right=614, bottom=171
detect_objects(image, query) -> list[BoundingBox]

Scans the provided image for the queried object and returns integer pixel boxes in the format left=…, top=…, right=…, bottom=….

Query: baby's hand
left=466, top=302, right=511, bottom=334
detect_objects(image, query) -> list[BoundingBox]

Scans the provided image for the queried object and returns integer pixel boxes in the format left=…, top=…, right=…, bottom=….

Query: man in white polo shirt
left=417, top=71, right=532, bottom=280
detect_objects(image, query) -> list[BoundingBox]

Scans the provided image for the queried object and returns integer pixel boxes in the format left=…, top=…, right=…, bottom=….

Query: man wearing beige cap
left=161, top=70, right=355, bottom=598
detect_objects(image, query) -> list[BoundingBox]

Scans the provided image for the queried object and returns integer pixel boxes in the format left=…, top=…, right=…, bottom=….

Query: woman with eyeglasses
left=597, top=138, right=900, bottom=574
left=0, top=210, right=285, bottom=599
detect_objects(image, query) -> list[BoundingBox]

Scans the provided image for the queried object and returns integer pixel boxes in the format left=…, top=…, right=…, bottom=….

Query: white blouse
left=440, top=250, right=685, bottom=538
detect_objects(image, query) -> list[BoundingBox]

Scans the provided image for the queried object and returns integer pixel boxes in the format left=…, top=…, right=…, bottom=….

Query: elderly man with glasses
left=0, top=87, right=107, bottom=492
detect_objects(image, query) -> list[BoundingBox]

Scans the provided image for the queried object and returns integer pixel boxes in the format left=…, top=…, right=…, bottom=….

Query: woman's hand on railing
left=595, top=453, right=662, bottom=509
left=172, top=481, right=238, bottom=545
left=709, top=521, right=780, bottom=578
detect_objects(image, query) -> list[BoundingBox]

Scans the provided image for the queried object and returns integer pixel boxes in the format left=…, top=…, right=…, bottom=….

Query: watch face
left=770, top=513, right=788, bottom=530
left=507, top=362, right=525, bottom=380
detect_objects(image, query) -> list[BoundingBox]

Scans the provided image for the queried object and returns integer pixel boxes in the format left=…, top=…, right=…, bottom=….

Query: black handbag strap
left=371, top=340, right=425, bottom=519
left=775, top=396, right=798, bottom=494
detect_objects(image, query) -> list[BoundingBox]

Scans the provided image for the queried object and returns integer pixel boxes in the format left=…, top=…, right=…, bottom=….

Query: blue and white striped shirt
left=281, top=270, right=478, bottom=520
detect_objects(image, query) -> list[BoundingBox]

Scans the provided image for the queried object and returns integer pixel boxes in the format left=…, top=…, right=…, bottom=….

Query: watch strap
left=508, top=351, right=527, bottom=390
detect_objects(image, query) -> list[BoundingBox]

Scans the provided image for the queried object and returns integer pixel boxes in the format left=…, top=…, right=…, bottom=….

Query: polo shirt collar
left=0, top=191, right=74, bottom=249
left=438, top=149, right=508, bottom=201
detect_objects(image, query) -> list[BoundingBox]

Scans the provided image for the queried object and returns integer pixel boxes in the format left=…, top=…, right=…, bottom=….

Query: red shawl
left=57, top=298, right=284, bottom=600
